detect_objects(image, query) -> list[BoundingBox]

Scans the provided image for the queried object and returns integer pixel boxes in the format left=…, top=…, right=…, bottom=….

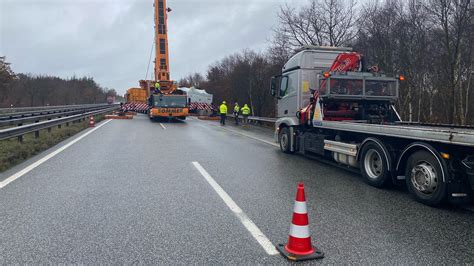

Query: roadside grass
left=0, top=115, right=104, bottom=172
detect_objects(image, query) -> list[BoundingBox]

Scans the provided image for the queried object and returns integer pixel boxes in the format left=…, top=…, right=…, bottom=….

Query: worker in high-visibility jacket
left=241, top=104, right=251, bottom=124
left=233, top=102, right=240, bottom=125
left=219, top=101, right=228, bottom=126
left=154, top=81, right=161, bottom=93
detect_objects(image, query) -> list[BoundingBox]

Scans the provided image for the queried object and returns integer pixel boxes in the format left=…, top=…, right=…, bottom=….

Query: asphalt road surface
left=0, top=115, right=472, bottom=264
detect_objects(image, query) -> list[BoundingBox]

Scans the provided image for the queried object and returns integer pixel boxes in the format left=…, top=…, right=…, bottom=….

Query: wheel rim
left=410, top=162, right=438, bottom=194
left=280, top=133, right=288, bottom=150
left=364, top=149, right=383, bottom=179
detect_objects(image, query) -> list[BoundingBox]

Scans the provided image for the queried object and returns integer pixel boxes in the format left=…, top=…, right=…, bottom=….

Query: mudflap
left=447, top=180, right=473, bottom=205
left=289, top=127, right=295, bottom=153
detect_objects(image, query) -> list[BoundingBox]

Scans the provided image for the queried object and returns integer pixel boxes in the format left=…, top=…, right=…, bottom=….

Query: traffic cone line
left=277, top=183, right=324, bottom=261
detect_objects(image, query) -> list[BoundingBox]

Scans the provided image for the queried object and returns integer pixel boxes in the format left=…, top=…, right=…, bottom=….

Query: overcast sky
left=1, top=0, right=305, bottom=95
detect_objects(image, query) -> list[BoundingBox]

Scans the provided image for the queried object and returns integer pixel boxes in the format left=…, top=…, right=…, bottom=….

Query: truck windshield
left=153, top=95, right=187, bottom=108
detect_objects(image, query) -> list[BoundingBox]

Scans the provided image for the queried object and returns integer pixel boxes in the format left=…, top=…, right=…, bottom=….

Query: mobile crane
left=126, top=0, right=188, bottom=120
left=271, top=46, right=474, bottom=206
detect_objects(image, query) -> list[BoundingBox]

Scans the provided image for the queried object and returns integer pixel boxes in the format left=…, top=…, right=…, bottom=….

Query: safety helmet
left=223, top=101, right=226, bottom=104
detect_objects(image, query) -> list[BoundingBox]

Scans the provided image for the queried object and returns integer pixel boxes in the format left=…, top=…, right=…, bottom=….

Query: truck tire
left=279, top=127, right=294, bottom=154
left=405, top=150, right=447, bottom=206
left=360, top=142, right=390, bottom=187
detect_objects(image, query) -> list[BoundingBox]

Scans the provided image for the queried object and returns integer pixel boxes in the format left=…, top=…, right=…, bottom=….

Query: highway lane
left=0, top=115, right=472, bottom=264
left=0, top=117, right=279, bottom=264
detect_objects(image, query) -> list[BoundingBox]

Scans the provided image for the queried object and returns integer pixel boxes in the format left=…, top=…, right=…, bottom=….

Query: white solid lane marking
left=192, top=161, right=279, bottom=256
left=159, top=123, right=166, bottom=130
left=0, top=119, right=113, bottom=189
left=193, top=118, right=278, bottom=147
left=216, top=126, right=279, bottom=148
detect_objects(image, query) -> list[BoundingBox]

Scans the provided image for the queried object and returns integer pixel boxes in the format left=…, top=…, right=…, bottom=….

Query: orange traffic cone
left=89, top=116, right=95, bottom=128
left=277, top=183, right=324, bottom=261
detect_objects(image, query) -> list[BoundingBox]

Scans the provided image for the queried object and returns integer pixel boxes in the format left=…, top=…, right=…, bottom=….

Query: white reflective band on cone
left=293, top=201, right=307, bottom=214
left=289, top=224, right=311, bottom=238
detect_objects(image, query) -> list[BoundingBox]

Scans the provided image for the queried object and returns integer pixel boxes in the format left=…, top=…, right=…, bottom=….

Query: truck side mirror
left=270, top=77, right=277, bottom=97
left=270, top=75, right=282, bottom=98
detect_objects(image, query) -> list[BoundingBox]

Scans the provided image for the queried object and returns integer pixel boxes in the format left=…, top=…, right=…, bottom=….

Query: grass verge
left=0, top=115, right=105, bottom=173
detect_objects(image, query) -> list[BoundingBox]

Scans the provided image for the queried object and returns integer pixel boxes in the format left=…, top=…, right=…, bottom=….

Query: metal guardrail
left=0, top=106, right=118, bottom=141
left=0, top=104, right=111, bottom=120
left=227, top=114, right=276, bottom=125
left=0, top=103, right=109, bottom=114
left=247, top=116, right=276, bottom=123
left=0, top=105, right=116, bottom=127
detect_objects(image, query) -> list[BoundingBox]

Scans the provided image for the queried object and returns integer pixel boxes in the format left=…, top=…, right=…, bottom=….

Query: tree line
left=180, top=0, right=473, bottom=124
left=0, top=56, right=118, bottom=108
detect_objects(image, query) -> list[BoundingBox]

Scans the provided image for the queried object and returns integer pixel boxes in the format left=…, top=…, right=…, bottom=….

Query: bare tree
left=178, top=72, right=206, bottom=88
left=0, top=56, right=16, bottom=106
left=320, top=0, right=358, bottom=46
left=268, top=29, right=293, bottom=67
left=272, top=0, right=358, bottom=54
left=426, top=0, right=472, bottom=124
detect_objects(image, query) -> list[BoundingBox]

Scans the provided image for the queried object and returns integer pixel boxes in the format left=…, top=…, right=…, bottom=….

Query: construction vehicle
left=271, top=46, right=474, bottom=206
left=125, top=0, right=188, bottom=120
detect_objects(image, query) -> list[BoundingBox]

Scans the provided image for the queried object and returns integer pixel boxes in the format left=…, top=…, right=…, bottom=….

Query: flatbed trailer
left=271, top=46, right=474, bottom=206
left=316, top=121, right=474, bottom=147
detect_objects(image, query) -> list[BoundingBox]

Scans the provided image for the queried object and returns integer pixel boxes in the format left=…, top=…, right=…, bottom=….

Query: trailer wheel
left=279, top=127, right=293, bottom=154
left=360, top=142, right=390, bottom=187
left=405, top=151, right=446, bottom=206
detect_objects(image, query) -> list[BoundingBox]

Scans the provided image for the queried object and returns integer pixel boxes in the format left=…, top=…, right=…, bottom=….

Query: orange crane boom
left=154, top=0, right=171, bottom=83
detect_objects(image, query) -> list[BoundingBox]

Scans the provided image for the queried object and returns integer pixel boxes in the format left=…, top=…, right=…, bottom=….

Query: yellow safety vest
left=241, top=106, right=250, bottom=115
left=220, top=104, right=227, bottom=114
